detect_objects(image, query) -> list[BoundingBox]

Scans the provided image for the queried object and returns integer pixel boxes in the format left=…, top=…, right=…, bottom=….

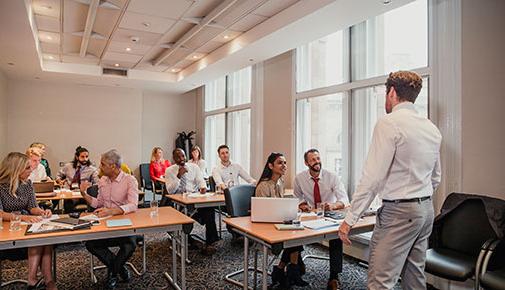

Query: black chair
left=224, top=184, right=255, bottom=218
left=139, top=163, right=164, bottom=201
left=85, top=185, right=147, bottom=283
left=208, top=176, right=216, bottom=192
left=479, top=239, right=505, bottom=290
left=425, top=198, right=498, bottom=289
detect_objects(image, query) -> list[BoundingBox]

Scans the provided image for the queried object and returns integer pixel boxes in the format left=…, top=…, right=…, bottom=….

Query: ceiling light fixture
left=125, top=47, right=131, bottom=52
left=142, top=22, right=151, bottom=28
left=383, top=0, right=392, bottom=4
left=114, top=63, right=120, bottom=67
left=223, top=35, right=230, bottom=39
left=192, top=55, right=198, bottom=59
left=48, top=56, right=54, bottom=60
left=46, top=35, right=53, bottom=40
left=171, top=68, right=179, bottom=72
left=41, top=4, right=52, bottom=9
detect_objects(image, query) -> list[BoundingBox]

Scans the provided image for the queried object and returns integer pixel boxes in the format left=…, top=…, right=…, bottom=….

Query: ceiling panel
left=40, top=42, right=59, bottom=54
left=120, top=12, right=176, bottom=34
left=111, top=28, right=162, bottom=46
left=161, top=49, right=191, bottom=67
left=101, top=60, right=136, bottom=69
left=213, top=30, right=242, bottom=43
left=62, top=54, right=100, bottom=65
left=195, top=40, right=223, bottom=54
left=62, top=34, right=81, bottom=54
left=35, top=14, right=60, bottom=33
left=213, top=0, right=266, bottom=27
left=253, top=0, right=299, bottom=18
left=32, top=0, right=60, bottom=18
left=42, top=53, right=59, bottom=61
left=102, top=51, right=143, bottom=63
left=38, top=30, right=60, bottom=44
left=174, top=59, right=194, bottom=70
left=135, top=61, right=169, bottom=72
left=127, top=0, right=193, bottom=19
left=159, top=21, right=194, bottom=44
left=108, top=41, right=151, bottom=55
left=230, top=13, right=267, bottom=32
left=185, top=0, right=222, bottom=18
left=93, top=6, right=123, bottom=37
left=184, top=26, right=223, bottom=50
left=63, top=0, right=87, bottom=33
left=87, top=38, right=107, bottom=58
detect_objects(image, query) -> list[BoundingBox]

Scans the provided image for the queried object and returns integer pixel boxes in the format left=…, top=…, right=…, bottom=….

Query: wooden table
left=0, top=207, right=194, bottom=290
left=168, top=193, right=226, bottom=238
left=36, top=191, right=146, bottom=212
left=224, top=215, right=375, bottom=290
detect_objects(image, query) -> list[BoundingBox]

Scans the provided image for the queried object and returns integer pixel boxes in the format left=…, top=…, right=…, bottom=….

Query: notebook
left=106, top=219, right=132, bottom=227
left=48, top=217, right=92, bottom=230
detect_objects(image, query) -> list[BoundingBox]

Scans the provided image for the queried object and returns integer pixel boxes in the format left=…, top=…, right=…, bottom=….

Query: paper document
left=300, top=212, right=317, bottom=218
left=301, top=218, right=340, bottom=230
left=187, top=192, right=215, bottom=198
left=21, top=214, right=60, bottom=225
left=80, top=214, right=111, bottom=222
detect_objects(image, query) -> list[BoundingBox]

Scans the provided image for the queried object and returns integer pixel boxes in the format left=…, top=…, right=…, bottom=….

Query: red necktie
left=313, top=177, right=321, bottom=206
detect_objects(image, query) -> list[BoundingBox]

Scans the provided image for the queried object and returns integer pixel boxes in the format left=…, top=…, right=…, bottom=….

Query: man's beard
left=309, top=162, right=322, bottom=172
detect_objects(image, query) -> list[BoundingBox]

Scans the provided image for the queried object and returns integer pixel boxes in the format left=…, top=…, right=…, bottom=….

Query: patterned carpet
left=1, top=221, right=402, bottom=290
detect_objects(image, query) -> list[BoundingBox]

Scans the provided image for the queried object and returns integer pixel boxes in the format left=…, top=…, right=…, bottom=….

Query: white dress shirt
left=293, top=168, right=349, bottom=208
left=29, top=164, right=48, bottom=182
left=211, top=162, right=256, bottom=188
left=165, top=163, right=207, bottom=193
left=189, top=159, right=207, bottom=177
left=345, top=102, right=442, bottom=226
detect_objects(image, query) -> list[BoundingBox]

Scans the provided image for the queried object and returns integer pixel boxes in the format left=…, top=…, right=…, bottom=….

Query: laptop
left=251, top=197, right=299, bottom=223
left=33, top=181, right=55, bottom=193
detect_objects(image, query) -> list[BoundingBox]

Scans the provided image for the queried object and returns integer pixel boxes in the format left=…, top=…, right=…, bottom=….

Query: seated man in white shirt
left=293, top=148, right=349, bottom=290
left=26, top=147, right=51, bottom=182
left=165, top=148, right=219, bottom=255
left=211, top=145, right=256, bottom=191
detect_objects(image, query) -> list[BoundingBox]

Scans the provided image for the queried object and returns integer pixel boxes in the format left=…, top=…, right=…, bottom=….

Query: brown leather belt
left=382, top=196, right=431, bottom=203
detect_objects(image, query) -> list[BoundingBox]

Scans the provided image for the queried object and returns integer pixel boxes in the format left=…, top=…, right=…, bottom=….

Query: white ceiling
left=0, top=0, right=414, bottom=93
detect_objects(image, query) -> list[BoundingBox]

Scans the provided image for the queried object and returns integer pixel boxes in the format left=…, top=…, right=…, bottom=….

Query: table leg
left=253, top=249, right=258, bottom=290
left=172, top=234, right=177, bottom=285
left=181, top=232, right=187, bottom=290
left=243, top=236, right=249, bottom=290
left=218, top=206, right=222, bottom=239
left=262, top=245, right=268, bottom=290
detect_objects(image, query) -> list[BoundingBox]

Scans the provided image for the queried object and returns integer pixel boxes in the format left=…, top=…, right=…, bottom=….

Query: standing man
left=294, top=148, right=349, bottom=290
left=338, top=71, right=442, bottom=290
left=80, top=149, right=139, bottom=289
left=211, top=145, right=256, bottom=191
left=165, top=148, right=219, bottom=255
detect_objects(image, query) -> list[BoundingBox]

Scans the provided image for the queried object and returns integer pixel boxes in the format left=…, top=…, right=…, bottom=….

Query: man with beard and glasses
left=293, top=148, right=349, bottom=290
left=56, top=146, right=99, bottom=212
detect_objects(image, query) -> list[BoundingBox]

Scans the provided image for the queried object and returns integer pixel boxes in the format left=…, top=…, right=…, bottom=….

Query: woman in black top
left=0, top=152, right=56, bottom=290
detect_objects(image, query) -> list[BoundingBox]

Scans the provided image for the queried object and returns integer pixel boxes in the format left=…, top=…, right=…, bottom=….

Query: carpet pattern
left=1, top=222, right=403, bottom=289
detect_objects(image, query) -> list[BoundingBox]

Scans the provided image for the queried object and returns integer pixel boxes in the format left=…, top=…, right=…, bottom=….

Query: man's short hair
left=385, top=71, right=423, bottom=103
left=217, top=145, right=229, bottom=154
left=172, top=148, right=184, bottom=156
left=304, top=148, right=319, bottom=162
left=102, top=149, right=122, bottom=168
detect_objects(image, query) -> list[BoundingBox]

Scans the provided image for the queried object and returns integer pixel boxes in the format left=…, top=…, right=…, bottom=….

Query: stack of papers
left=186, top=192, right=215, bottom=198
left=301, top=218, right=340, bottom=230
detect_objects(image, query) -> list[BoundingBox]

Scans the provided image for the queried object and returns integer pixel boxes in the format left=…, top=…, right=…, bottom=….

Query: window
left=296, top=30, right=348, bottom=92
left=295, top=0, right=430, bottom=201
left=204, top=67, right=253, bottom=173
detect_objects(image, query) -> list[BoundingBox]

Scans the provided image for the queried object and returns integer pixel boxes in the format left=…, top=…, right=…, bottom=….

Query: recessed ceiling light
left=223, top=35, right=230, bottom=39
left=171, top=68, right=179, bottom=72
left=142, top=22, right=151, bottom=28
left=46, top=35, right=53, bottom=40
left=48, top=56, right=54, bottom=60
left=125, top=47, right=131, bottom=52
left=114, top=63, right=120, bottom=67
left=192, top=55, right=199, bottom=59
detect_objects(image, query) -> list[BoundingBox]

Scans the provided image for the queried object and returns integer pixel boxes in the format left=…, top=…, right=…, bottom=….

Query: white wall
left=460, top=0, right=505, bottom=199
left=6, top=79, right=196, bottom=178
left=0, top=71, right=7, bottom=158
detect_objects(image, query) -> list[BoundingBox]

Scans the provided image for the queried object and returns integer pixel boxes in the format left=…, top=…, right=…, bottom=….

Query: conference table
left=0, top=207, right=194, bottom=290
left=224, top=215, right=376, bottom=290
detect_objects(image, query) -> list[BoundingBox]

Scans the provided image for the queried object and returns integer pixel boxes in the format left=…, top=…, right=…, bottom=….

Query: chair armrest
left=478, top=239, right=502, bottom=289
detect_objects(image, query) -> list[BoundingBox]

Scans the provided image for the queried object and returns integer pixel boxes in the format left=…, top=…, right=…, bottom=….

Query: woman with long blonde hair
left=149, top=147, right=171, bottom=191
left=0, top=152, right=56, bottom=290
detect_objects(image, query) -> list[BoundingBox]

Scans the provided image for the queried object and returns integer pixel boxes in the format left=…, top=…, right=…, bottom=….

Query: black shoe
left=119, top=266, right=131, bottom=282
left=26, top=285, right=37, bottom=290
left=106, top=273, right=118, bottom=289
left=271, top=266, right=286, bottom=285
left=286, top=264, right=309, bottom=287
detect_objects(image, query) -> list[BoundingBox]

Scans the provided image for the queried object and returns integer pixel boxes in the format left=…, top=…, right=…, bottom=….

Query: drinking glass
left=316, top=203, right=325, bottom=218
left=9, top=211, right=21, bottom=232
left=150, top=200, right=159, bottom=218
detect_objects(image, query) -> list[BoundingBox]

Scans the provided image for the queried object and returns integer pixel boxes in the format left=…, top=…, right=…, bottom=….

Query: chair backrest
left=208, top=176, right=216, bottom=192
left=440, top=199, right=497, bottom=257
left=86, top=185, right=99, bottom=212
left=139, top=163, right=153, bottom=191
left=224, top=184, right=255, bottom=217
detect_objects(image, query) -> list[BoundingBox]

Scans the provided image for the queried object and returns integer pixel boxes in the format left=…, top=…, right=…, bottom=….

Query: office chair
left=425, top=197, right=499, bottom=290
left=139, top=163, right=163, bottom=201
left=479, top=239, right=505, bottom=290
left=224, top=184, right=278, bottom=288
left=208, top=176, right=216, bottom=192
left=85, top=185, right=147, bottom=283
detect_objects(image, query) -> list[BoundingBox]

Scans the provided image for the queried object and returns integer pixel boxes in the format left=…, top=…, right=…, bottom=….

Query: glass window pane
left=351, top=78, right=428, bottom=207
left=296, top=30, right=347, bottom=92
left=296, top=93, right=349, bottom=185
left=204, top=76, right=226, bottom=112
left=351, top=0, right=428, bottom=80
left=227, top=67, right=252, bottom=107
left=227, top=109, right=251, bottom=174
left=205, top=114, right=225, bottom=172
